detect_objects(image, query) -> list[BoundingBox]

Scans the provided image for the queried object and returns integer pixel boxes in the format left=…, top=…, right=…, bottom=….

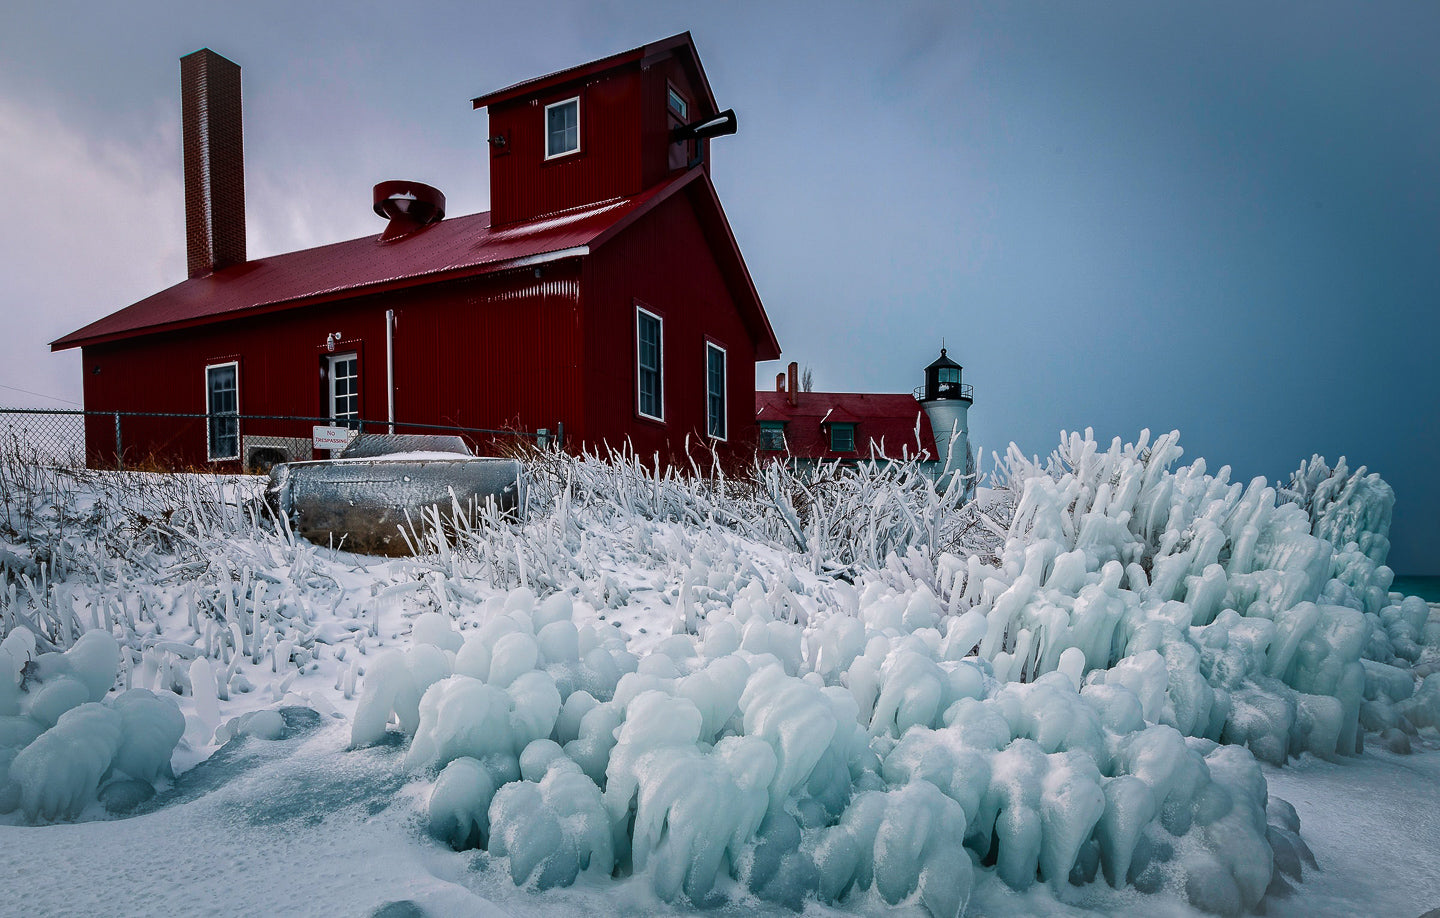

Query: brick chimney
left=775, top=372, right=786, bottom=393
left=181, top=49, right=245, bottom=278
left=787, top=361, right=798, bottom=407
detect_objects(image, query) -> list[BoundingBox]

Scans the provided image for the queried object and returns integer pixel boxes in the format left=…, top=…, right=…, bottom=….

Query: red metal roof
left=53, top=168, right=764, bottom=352
left=755, top=390, right=938, bottom=462
left=471, top=32, right=717, bottom=114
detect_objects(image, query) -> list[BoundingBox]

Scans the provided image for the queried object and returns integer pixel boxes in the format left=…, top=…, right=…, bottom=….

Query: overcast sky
left=1, top=1, right=1436, bottom=572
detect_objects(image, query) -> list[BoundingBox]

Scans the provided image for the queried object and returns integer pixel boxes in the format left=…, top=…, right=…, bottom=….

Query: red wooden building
left=51, top=34, right=780, bottom=469
left=756, top=362, right=940, bottom=464
left=754, top=353, right=974, bottom=495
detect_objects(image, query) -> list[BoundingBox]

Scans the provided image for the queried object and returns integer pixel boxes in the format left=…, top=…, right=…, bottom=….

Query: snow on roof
left=820, top=404, right=863, bottom=425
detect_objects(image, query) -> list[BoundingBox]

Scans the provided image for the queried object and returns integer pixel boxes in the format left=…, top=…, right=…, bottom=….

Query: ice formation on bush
left=488, top=747, right=615, bottom=889
left=0, top=429, right=1427, bottom=913
left=341, top=429, right=1437, bottom=917
left=0, top=627, right=183, bottom=821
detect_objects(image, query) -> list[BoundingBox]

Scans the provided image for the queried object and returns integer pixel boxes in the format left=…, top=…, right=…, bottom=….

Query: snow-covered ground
left=0, top=433, right=1435, bottom=917
left=3, top=720, right=1435, bottom=918
left=1261, top=742, right=1440, bottom=918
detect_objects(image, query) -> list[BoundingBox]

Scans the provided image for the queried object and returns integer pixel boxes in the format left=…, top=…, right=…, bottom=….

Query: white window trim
left=328, top=351, right=359, bottom=423
left=204, top=360, right=240, bottom=462
left=705, top=341, right=727, bottom=441
left=667, top=85, right=688, bottom=120
left=543, top=96, right=581, bottom=161
left=635, top=305, right=664, bottom=422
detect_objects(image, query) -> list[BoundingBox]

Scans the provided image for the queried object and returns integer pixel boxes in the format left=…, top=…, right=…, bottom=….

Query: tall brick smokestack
left=181, top=49, right=245, bottom=278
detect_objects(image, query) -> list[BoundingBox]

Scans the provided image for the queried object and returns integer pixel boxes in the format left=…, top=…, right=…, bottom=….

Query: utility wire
left=0, top=383, right=82, bottom=407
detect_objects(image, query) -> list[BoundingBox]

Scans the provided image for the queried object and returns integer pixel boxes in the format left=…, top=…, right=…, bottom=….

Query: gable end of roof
left=471, top=32, right=715, bottom=113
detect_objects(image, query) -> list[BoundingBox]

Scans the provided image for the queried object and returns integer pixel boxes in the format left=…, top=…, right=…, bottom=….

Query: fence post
left=556, top=421, right=564, bottom=451
left=113, top=412, right=123, bottom=470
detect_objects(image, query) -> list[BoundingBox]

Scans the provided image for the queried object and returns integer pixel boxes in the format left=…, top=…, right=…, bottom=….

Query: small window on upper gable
left=667, top=86, right=688, bottom=120
left=545, top=97, right=580, bottom=159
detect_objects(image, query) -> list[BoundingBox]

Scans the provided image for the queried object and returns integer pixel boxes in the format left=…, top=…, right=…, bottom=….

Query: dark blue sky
left=2, top=1, right=1436, bottom=571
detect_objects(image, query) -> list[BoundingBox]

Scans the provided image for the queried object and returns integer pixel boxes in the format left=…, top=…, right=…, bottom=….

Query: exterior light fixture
left=670, top=109, right=738, bottom=143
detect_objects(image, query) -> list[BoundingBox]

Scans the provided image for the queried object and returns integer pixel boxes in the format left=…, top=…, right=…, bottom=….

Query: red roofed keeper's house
left=51, top=35, right=779, bottom=470
left=756, top=352, right=974, bottom=486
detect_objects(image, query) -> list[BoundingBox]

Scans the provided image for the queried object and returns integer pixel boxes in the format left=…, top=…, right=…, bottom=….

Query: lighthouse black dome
left=922, top=347, right=972, bottom=402
left=925, top=348, right=961, bottom=373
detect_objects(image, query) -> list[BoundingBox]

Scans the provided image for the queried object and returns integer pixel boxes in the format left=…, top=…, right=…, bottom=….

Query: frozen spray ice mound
left=339, top=429, right=1430, bottom=914
left=7, top=430, right=1424, bottom=909
left=931, top=431, right=1433, bottom=764
left=370, top=593, right=1300, bottom=916
left=0, top=628, right=183, bottom=821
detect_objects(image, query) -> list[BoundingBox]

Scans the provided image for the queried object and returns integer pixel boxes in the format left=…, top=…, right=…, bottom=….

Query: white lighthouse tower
left=918, top=347, right=973, bottom=491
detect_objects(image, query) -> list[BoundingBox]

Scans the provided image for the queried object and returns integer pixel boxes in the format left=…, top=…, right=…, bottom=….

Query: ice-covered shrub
left=0, top=676, right=181, bottom=823
left=601, top=691, right=777, bottom=902
left=3, top=428, right=1427, bottom=910
left=349, top=645, right=452, bottom=748
left=1280, top=455, right=1394, bottom=565
left=0, top=627, right=183, bottom=822
left=487, top=744, right=613, bottom=888
left=427, top=756, right=496, bottom=850
left=8, top=703, right=124, bottom=821
left=361, top=428, right=1432, bottom=915
left=814, top=782, right=973, bottom=917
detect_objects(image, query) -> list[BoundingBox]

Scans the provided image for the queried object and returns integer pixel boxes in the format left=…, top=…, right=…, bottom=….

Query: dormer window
left=545, top=97, right=580, bottom=159
left=829, top=423, right=856, bottom=453
left=760, top=422, right=786, bottom=451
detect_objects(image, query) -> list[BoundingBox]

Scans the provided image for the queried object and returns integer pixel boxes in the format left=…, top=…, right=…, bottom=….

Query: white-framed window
left=667, top=85, right=688, bottom=120
left=705, top=342, right=726, bottom=440
left=544, top=97, right=580, bottom=159
left=667, top=85, right=692, bottom=171
left=636, top=306, right=663, bottom=421
left=205, top=361, right=239, bottom=461
left=328, top=352, right=359, bottom=429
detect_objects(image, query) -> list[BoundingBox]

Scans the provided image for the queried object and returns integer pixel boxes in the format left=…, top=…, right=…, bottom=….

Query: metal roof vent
left=373, top=180, right=446, bottom=242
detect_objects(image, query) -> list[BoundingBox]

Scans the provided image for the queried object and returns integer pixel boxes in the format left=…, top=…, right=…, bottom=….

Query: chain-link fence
left=0, top=407, right=560, bottom=471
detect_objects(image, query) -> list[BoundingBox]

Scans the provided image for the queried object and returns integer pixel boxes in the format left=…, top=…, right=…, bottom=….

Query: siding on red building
left=583, top=186, right=757, bottom=457
left=78, top=265, right=584, bottom=468
left=482, top=32, right=720, bottom=226
left=487, top=70, right=646, bottom=226
left=388, top=266, right=584, bottom=436
left=639, top=51, right=714, bottom=190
